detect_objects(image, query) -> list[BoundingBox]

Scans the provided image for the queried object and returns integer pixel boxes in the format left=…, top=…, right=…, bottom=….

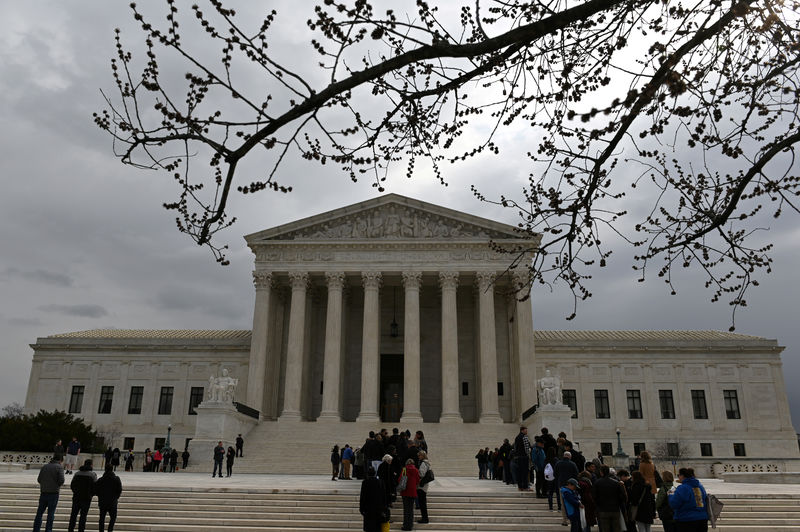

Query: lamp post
left=616, top=428, right=623, bottom=455
left=165, top=424, right=172, bottom=451
left=613, top=427, right=629, bottom=469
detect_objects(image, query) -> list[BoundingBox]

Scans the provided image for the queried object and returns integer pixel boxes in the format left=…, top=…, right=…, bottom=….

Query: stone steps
left=3, top=483, right=800, bottom=531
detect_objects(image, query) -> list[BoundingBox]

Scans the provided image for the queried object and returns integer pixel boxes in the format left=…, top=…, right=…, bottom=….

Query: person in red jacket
left=399, top=458, right=420, bottom=531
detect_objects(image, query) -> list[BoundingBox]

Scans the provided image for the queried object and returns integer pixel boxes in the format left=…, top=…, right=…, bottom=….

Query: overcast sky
left=1, top=1, right=798, bottom=431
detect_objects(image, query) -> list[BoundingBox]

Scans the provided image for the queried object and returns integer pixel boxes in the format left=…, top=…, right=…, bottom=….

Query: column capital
left=511, top=268, right=532, bottom=288
left=325, top=271, right=346, bottom=290
left=402, top=271, right=423, bottom=289
left=439, top=271, right=459, bottom=290
left=288, top=271, right=310, bottom=290
left=362, top=271, right=382, bottom=289
left=475, top=271, right=496, bottom=290
left=252, top=271, right=274, bottom=290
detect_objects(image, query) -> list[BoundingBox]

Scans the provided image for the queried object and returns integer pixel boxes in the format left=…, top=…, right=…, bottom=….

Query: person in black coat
left=630, top=470, right=656, bottom=531
left=169, top=449, right=179, bottom=472
left=377, top=454, right=396, bottom=506
left=94, top=464, right=122, bottom=532
left=226, top=446, right=236, bottom=477
left=68, top=459, right=96, bottom=532
left=359, top=467, right=388, bottom=532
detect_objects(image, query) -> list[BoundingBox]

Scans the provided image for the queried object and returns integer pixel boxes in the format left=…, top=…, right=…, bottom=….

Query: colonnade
left=246, top=269, right=535, bottom=424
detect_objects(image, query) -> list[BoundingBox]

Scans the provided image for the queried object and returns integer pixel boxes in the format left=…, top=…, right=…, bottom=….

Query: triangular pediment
left=245, top=194, right=531, bottom=243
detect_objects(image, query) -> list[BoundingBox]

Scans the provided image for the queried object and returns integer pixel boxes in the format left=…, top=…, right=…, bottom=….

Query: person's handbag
left=397, top=467, right=408, bottom=491
left=579, top=507, right=587, bottom=529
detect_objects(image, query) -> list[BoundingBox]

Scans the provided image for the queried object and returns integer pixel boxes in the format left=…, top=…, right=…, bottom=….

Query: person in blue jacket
left=560, top=478, right=584, bottom=532
left=531, top=437, right=547, bottom=498
left=668, top=467, right=708, bottom=532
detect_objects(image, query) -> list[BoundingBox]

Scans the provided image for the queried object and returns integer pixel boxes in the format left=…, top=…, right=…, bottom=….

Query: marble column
left=318, top=272, right=346, bottom=421
left=512, top=270, right=537, bottom=420
left=400, top=271, right=423, bottom=424
left=357, top=271, right=382, bottom=422
left=439, top=271, right=463, bottom=423
left=246, top=271, right=273, bottom=415
left=476, top=271, right=503, bottom=423
left=279, top=271, right=309, bottom=421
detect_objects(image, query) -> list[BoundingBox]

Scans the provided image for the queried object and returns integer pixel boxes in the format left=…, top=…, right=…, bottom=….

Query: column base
left=316, top=412, right=342, bottom=422
left=438, top=412, right=463, bottom=423
left=479, top=413, right=504, bottom=424
left=356, top=412, right=380, bottom=423
left=399, top=412, right=424, bottom=425
left=278, top=410, right=302, bottom=422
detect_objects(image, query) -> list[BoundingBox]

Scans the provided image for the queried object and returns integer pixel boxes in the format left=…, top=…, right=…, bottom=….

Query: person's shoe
left=417, top=519, right=429, bottom=523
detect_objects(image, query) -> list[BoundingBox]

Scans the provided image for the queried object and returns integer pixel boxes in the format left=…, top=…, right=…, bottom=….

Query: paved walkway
left=1, top=470, right=799, bottom=497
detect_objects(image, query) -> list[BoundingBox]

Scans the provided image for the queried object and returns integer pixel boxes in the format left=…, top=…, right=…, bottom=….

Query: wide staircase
left=2, top=481, right=800, bottom=531
left=225, top=421, right=520, bottom=476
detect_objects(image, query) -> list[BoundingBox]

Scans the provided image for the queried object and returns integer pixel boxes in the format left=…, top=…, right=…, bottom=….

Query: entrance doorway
left=380, top=354, right=403, bottom=422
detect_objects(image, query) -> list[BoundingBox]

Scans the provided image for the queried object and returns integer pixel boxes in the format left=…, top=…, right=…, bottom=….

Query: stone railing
left=1, top=451, right=105, bottom=468
left=651, top=458, right=800, bottom=478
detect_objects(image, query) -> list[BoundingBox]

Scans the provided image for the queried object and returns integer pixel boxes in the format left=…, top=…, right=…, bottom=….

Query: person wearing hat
left=560, top=478, right=584, bottom=532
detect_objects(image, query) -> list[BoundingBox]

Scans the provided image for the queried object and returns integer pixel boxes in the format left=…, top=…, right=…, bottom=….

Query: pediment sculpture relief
left=272, top=205, right=515, bottom=240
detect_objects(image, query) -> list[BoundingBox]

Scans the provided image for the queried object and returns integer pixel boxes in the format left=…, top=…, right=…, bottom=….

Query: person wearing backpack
left=668, top=467, right=708, bottom=532
left=656, top=470, right=676, bottom=532
left=416, top=450, right=433, bottom=524
left=544, top=447, right=559, bottom=511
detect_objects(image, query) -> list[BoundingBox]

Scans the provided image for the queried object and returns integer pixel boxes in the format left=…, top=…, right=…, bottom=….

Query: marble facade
left=21, top=194, right=800, bottom=469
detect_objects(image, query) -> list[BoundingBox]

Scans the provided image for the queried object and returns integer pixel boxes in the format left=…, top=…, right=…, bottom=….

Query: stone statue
left=539, top=370, right=562, bottom=406
left=207, top=368, right=238, bottom=403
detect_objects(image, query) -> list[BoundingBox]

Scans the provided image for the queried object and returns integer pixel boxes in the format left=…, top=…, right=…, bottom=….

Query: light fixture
left=390, top=286, right=399, bottom=337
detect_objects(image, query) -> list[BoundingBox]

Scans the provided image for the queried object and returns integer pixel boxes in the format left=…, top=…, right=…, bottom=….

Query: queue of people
left=355, top=427, right=434, bottom=531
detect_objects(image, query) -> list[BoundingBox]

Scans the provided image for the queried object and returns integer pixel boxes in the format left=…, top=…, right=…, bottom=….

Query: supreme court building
left=23, top=194, right=800, bottom=475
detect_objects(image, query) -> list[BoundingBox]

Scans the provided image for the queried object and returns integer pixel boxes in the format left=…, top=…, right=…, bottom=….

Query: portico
left=243, top=194, right=540, bottom=424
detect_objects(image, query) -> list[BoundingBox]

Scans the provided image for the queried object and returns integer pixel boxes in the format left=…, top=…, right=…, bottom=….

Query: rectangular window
left=691, top=389, right=708, bottom=419
left=633, top=442, right=646, bottom=456
left=128, top=386, right=143, bottom=415
left=188, top=387, right=204, bottom=415
left=497, top=382, right=504, bottom=396
left=462, top=382, right=469, bottom=396
left=659, top=389, right=675, bottom=419
left=68, top=386, right=84, bottom=414
left=667, top=442, right=680, bottom=457
left=123, top=437, right=135, bottom=451
left=562, top=389, right=578, bottom=418
left=594, top=389, right=610, bottom=419
left=154, top=437, right=166, bottom=450
left=733, top=443, right=746, bottom=457
left=700, top=443, right=713, bottom=457
left=627, top=390, right=643, bottom=419
left=600, top=442, right=613, bottom=456
left=158, top=387, right=174, bottom=415
left=98, top=386, right=114, bottom=414
left=724, top=390, right=741, bottom=419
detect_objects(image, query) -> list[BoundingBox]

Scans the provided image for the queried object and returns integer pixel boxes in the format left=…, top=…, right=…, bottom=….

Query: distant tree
left=652, top=438, right=692, bottom=464
left=1, top=402, right=23, bottom=419
left=0, top=410, right=101, bottom=453
left=97, top=0, right=800, bottom=326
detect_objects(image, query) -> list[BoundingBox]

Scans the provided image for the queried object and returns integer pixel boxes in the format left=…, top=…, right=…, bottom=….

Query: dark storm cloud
left=38, top=304, right=109, bottom=318
left=3, top=267, right=73, bottom=287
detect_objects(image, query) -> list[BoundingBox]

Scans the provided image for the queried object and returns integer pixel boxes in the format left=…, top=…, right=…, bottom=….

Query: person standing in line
left=124, top=450, right=135, bottom=472
left=32, top=456, right=65, bottom=532
left=169, top=449, right=179, bottom=472
left=235, top=433, right=244, bottom=457
left=399, top=458, right=420, bottom=531
left=331, top=444, right=341, bottom=481
left=110, top=448, right=121, bottom=471
left=95, top=464, right=122, bottom=532
left=592, top=465, right=627, bottom=532
left=144, top=449, right=152, bottom=472
left=181, top=448, right=190, bottom=470
left=341, top=444, right=354, bottom=480
left=656, top=470, right=677, bottom=532
left=532, top=437, right=547, bottom=498
left=560, top=478, right=584, bottom=532
left=65, top=436, right=81, bottom=475
left=67, top=459, right=96, bottom=532
left=226, top=446, right=236, bottom=477
left=475, top=448, right=487, bottom=479
left=359, top=466, right=388, bottom=532
left=638, top=451, right=659, bottom=495
left=555, top=451, right=579, bottom=526
left=152, top=448, right=162, bottom=473
left=416, top=450, right=432, bottom=525
left=668, top=468, right=709, bottom=532
left=212, top=441, right=225, bottom=478
left=630, top=470, right=656, bottom=532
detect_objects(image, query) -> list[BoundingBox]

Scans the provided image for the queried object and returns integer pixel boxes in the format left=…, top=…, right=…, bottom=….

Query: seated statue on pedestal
left=207, top=368, right=238, bottom=403
left=538, top=370, right=562, bottom=406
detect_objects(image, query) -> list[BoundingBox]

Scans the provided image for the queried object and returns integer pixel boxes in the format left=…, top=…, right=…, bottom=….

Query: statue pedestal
left=530, top=404, right=574, bottom=440
left=188, top=401, right=258, bottom=467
